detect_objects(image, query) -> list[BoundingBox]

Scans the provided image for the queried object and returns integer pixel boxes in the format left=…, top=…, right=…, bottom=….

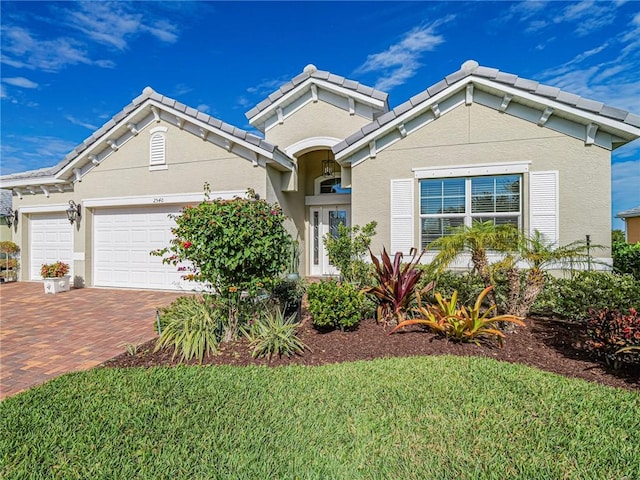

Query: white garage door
left=93, top=206, right=188, bottom=290
left=30, top=213, right=74, bottom=280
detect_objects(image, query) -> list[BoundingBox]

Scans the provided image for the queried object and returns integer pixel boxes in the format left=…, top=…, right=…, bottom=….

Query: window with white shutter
left=390, top=179, right=414, bottom=255
left=529, top=171, right=559, bottom=245
left=149, top=126, right=167, bottom=169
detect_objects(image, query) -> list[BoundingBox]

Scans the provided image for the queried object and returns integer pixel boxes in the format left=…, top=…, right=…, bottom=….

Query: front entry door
left=309, top=206, right=350, bottom=276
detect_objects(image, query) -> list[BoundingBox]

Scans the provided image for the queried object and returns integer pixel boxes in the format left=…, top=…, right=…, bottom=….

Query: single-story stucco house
left=616, top=206, right=640, bottom=244
left=2, top=60, right=640, bottom=290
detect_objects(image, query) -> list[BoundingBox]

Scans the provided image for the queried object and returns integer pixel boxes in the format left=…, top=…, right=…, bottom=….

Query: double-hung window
left=420, top=174, right=521, bottom=247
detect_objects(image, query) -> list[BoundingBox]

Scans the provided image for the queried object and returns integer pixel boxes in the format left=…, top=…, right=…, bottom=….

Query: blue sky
left=1, top=1, right=639, bottom=229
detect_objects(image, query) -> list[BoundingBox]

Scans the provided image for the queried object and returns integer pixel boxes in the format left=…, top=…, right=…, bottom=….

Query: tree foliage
left=323, top=221, right=376, bottom=287
left=152, top=185, right=292, bottom=296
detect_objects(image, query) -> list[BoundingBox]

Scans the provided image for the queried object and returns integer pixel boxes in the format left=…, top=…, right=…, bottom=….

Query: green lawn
left=1, top=356, right=638, bottom=479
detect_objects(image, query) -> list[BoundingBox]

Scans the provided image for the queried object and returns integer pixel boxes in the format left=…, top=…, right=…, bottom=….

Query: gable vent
left=149, top=127, right=168, bottom=166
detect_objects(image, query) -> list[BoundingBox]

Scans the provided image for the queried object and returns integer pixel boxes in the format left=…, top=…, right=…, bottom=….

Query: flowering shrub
left=40, top=261, right=69, bottom=278
left=585, top=307, right=640, bottom=368
left=152, top=185, right=292, bottom=297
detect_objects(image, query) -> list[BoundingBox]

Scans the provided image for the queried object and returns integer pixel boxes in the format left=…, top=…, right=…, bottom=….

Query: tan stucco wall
left=626, top=217, right=640, bottom=244
left=352, top=103, right=611, bottom=256
left=12, top=120, right=267, bottom=283
left=265, top=101, right=370, bottom=150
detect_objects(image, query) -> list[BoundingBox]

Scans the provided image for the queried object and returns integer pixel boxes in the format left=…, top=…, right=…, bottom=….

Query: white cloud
left=2, top=76, right=38, bottom=88
left=196, top=104, right=210, bottom=113
left=554, top=0, right=620, bottom=36
left=0, top=26, right=99, bottom=72
left=246, top=76, right=291, bottom=96
left=0, top=135, right=78, bottom=174
left=66, top=2, right=179, bottom=51
left=65, top=115, right=98, bottom=130
left=1, top=3, right=180, bottom=74
left=356, top=16, right=454, bottom=91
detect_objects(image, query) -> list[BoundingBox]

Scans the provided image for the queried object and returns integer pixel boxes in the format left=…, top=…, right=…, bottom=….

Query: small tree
left=323, top=221, right=376, bottom=287
left=152, top=185, right=292, bottom=339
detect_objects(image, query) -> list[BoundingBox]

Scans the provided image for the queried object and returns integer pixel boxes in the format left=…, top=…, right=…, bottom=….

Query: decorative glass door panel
left=309, top=206, right=350, bottom=276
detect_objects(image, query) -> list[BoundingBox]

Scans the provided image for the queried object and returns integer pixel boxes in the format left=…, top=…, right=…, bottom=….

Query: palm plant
left=428, top=221, right=518, bottom=308
left=504, top=231, right=592, bottom=318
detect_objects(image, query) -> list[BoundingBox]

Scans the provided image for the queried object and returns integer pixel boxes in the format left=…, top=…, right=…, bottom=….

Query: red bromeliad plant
left=389, top=286, right=525, bottom=346
left=362, top=247, right=433, bottom=327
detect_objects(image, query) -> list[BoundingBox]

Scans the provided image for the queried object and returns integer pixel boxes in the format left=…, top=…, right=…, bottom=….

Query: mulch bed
left=102, top=310, right=639, bottom=392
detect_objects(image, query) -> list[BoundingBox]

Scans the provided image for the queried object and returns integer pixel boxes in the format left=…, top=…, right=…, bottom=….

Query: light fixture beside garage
left=66, top=200, right=81, bottom=224
left=2, top=208, right=17, bottom=228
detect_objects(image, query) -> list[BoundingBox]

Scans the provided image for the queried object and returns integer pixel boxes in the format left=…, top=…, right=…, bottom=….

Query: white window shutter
left=390, top=179, right=414, bottom=255
left=150, top=133, right=166, bottom=165
left=529, top=171, right=559, bottom=245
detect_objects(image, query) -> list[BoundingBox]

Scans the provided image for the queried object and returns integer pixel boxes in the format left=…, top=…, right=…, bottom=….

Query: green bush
left=307, top=280, right=364, bottom=331
left=151, top=185, right=292, bottom=297
left=532, top=271, right=640, bottom=320
left=155, top=295, right=225, bottom=362
left=323, top=221, right=376, bottom=288
left=269, top=277, right=306, bottom=319
left=418, top=269, right=485, bottom=306
left=585, top=307, right=640, bottom=368
left=242, top=308, right=306, bottom=359
left=612, top=241, right=640, bottom=279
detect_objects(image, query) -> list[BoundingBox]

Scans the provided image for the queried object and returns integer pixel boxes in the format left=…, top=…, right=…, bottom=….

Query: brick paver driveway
left=0, top=282, right=183, bottom=399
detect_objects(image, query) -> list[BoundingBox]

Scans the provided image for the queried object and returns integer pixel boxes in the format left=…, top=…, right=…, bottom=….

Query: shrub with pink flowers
left=152, top=185, right=292, bottom=297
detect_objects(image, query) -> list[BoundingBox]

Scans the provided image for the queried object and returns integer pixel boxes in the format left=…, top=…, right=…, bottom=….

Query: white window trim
left=413, top=161, right=530, bottom=179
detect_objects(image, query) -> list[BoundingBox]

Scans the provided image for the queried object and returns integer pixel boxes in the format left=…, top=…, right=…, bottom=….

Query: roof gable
left=1, top=88, right=294, bottom=193
left=246, top=64, right=389, bottom=133
left=334, top=60, right=640, bottom=164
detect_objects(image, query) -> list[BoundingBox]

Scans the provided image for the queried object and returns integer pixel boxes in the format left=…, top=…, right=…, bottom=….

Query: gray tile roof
left=2, top=87, right=278, bottom=182
left=0, top=189, right=12, bottom=211
left=616, top=206, right=640, bottom=218
left=333, top=60, right=640, bottom=154
left=245, top=64, right=389, bottom=120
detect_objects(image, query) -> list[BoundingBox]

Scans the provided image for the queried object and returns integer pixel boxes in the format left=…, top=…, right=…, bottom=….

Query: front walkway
left=0, top=282, right=183, bottom=399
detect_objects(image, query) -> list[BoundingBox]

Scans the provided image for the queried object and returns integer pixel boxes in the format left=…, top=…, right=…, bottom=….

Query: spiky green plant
left=242, top=308, right=306, bottom=359
left=390, top=286, right=525, bottom=346
left=154, top=295, right=224, bottom=363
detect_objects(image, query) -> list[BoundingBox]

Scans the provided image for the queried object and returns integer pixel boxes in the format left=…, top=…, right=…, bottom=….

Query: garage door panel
left=30, top=213, right=74, bottom=280
left=94, top=206, right=186, bottom=290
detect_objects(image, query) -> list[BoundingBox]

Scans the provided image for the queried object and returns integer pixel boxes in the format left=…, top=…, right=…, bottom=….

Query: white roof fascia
left=54, top=101, right=154, bottom=180
left=336, top=76, right=640, bottom=163
left=471, top=77, right=640, bottom=138
left=157, top=101, right=293, bottom=171
left=53, top=99, right=293, bottom=179
left=335, top=81, right=469, bottom=162
left=0, top=176, right=66, bottom=189
left=249, top=78, right=387, bottom=127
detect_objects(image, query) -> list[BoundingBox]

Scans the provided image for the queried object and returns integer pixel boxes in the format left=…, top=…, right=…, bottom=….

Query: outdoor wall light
left=2, top=208, right=17, bottom=228
left=322, top=153, right=336, bottom=178
left=66, top=200, right=81, bottom=225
